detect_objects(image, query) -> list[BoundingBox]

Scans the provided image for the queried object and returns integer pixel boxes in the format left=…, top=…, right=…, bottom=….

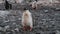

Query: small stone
left=0, top=27, right=3, bottom=30
left=36, top=33, right=40, bottom=34
left=4, top=20, right=9, bottom=23
left=14, top=28, right=19, bottom=32
left=6, top=31, right=13, bottom=34
left=5, top=25, right=10, bottom=29
left=18, top=18, right=21, bottom=20
left=49, top=32, right=56, bottom=34
left=44, top=10, right=48, bottom=13
left=56, top=8, right=60, bottom=11
left=0, top=11, right=9, bottom=17
left=56, top=30, right=60, bottom=34
left=0, top=27, right=5, bottom=31
left=13, top=23, right=16, bottom=25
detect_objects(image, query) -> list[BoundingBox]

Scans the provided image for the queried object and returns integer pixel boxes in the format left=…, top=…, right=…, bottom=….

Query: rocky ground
left=0, top=3, right=60, bottom=34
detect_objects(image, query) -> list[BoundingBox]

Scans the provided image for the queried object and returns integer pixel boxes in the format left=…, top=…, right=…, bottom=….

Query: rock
left=0, top=11, right=10, bottom=17
left=36, top=33, right=41, bottom=34
left=56, top=30, right=60, bottom=34
left=55, top=8, right=60, bottom=11
left=5, top=25, right=10, bottom=29
left=18, top=18, right=21, bottom=20
left=15, top=0, right=24, bottom=3
left=6, top=30, right=13, bottom=34
left=0, top=0, right=4, bottom=3
left=0, top=27, right=3, bottom=30
left=0, top=27, right=6, bottom=31
left=49, top=32, right=56, bottom=34
left=4, top=20, right=9, bottom=23
left=14, top=28, right=19, bottom=32
left=44, top=10, right=48, bottom=13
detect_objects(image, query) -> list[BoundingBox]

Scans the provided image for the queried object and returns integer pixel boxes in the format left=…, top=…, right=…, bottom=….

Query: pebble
left=44, top=10, right=48, bottom=13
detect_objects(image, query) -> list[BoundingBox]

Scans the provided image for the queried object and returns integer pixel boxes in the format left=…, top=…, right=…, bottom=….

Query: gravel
left=0, top=2, right=60, bottom=34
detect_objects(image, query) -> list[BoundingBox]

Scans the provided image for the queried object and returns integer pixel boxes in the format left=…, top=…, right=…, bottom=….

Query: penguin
left=31, top=1, right=37, bottom=9
left=22, top=9, right=33, bottom=31
left=5, top=0, right=12, bottom=10
left=5, top=0, right=9, bottom=10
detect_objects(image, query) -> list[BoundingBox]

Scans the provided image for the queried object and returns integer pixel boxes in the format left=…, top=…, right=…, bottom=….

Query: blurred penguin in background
left=22, top=8, right=33, bottom=31
left=5, top=0, right=12, bottom=10
left=5, top=0, right=9, bottom=10
left=30, top=0, right=38, bottom=9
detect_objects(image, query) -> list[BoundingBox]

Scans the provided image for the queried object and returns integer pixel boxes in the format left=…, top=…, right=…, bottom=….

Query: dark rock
left=49, top=32, right=56, bottom=34
left=36, top=33, right=40, bottom=34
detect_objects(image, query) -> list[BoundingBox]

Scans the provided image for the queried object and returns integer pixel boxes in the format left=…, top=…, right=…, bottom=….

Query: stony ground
left=0, top=3, right=60, bottom=34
